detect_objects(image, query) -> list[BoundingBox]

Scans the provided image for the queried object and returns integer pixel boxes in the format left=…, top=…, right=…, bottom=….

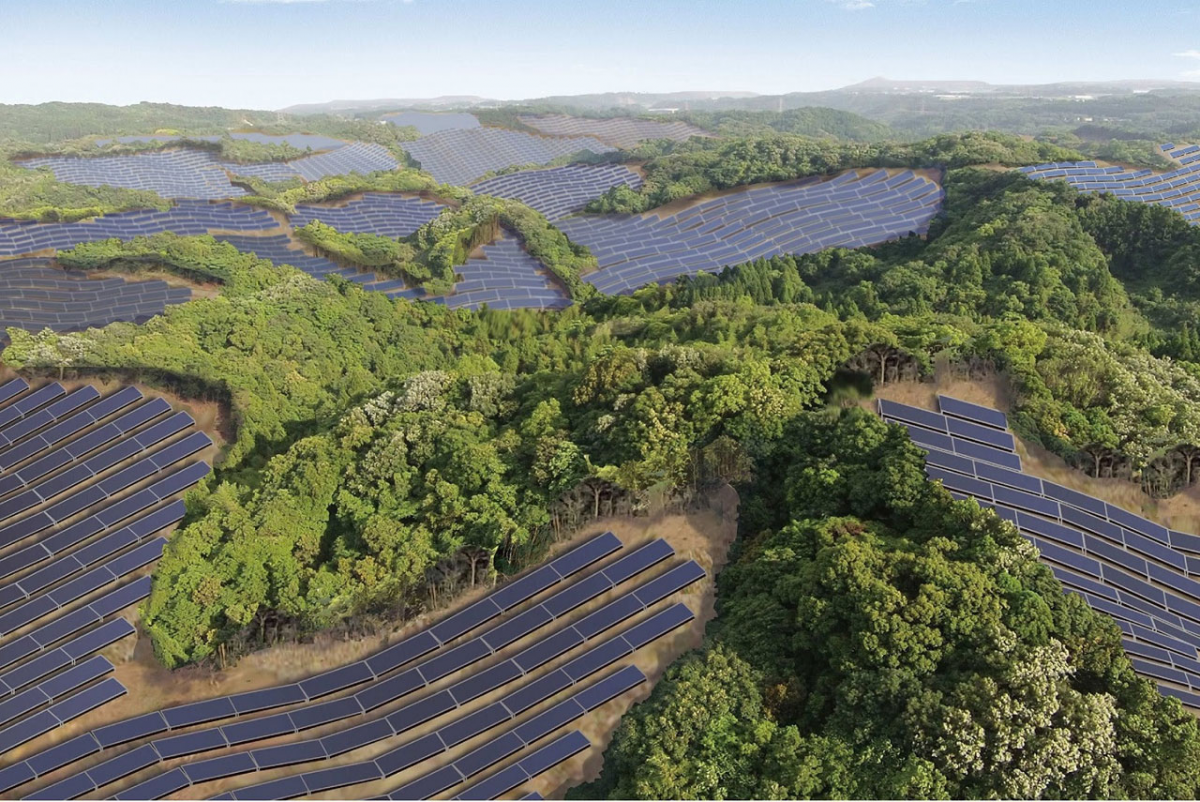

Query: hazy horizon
left=6, top=0, right=1200, bottom=110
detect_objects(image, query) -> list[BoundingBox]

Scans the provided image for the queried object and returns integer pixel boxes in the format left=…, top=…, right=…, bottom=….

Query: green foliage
left=0, top=153, right=170, bottom=222
left=55, top=232, right=284, bottom=292
left=577, top=410, right=1200, bottom=800
left=585, top=131, right=1083, bottom=213
left=294, top=220, right=415, bottom=279
left=234, top=169, right=468, bottom=214
left=681, top=107, right=893, bottom=141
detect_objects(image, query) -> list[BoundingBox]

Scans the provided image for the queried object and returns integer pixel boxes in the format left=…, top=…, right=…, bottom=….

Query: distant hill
left=281, top=96, right=493, bottom=115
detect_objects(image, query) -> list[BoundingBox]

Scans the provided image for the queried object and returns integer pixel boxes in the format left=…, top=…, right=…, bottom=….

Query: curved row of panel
left=0, top=532, right=625, bottom=795
left=559, top=169, right=944, bottom=295
left=471, top=164, right=643, bottom=221
left=878, top=395, right=1200, bottom=710
left=0, top=380, right=211, bottom=758
left=19, top=143, right=397, bottom=201
left=288, top=193, right=446, bottom=239
left=1019, top=149, right=1200, bottom=224
left=399, top=128, right=617, bottom=186
left=0, top=201, right=277, bottom=258
left=445, top=237, right=571, bottom=311
left=518, top=115, right=710, bottom=149
left=109, top=569, right=697, bottom=801
left=384, top=112, right=482, bottom=135
left=0, top=259, right=192, bottom=342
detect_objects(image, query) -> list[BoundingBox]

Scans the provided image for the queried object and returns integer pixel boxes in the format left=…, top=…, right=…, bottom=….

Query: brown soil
left=10, top=487, right=738, bottom=801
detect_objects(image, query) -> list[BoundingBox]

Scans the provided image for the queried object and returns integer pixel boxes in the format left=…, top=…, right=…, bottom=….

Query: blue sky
left=4, top=0, right=1200, bottom=109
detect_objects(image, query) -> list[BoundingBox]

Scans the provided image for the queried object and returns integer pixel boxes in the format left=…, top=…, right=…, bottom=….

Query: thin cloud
left=828, top=0, right=875, bottom=9
left=1175, top=49, right=1200, bottom=59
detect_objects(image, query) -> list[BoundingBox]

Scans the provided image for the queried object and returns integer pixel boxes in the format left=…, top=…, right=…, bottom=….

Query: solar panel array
left=878, top=395, right=1200, bottom=711
left=1019, top=148, right=1200, bottom=224
left=230, top=142, right=399, bottom=183
left=400, top=128, right=617, bottom=186
left=94, top=133, right=349, bottom=151
left=0, top=259, right=191, bottom=341
left=445, top=236, right=571, bottom=311
left=0, top=380, right=211, bottom=759
left=21, top=143, right=398, bottom=201
left=0, top=201, right=276, bottom=258
left=471, top=164, right=643, bottom=221
left=4, top=532, right=705, bottom=801
left=383, top=112, right=482, bottom=135
left=288, top=192, right=445, bottom=239
left=21, top=150, right=254, bottom=200
left=558, top=169, right=944, bottom=295
left=519, top=115, right=711, bottom=148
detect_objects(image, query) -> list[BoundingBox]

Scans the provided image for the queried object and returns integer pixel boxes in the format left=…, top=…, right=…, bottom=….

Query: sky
left=5, top=0, right=1200, bottom=109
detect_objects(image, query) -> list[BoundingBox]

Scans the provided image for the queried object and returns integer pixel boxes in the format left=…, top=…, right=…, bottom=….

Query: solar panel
left=153, top=726, right=229, bottom=759
left=231, top=775, right=310, bottom=801
left=547, top=531, right=622, bottom=577
left=181, top=752, right=258, bottom=785
left=499, top=668, right=573, bottom=717
left=450, top=660, right=523, bottom=706
left=221, top=711, right=296, bottom=745
left=319, top=717, right=395, bottom=757
left=298, top=660, right=374, bottom=699
left=374, top=731, right=444, bottom=776
left=439, top=703, right=511, bottom=747
left=430, top=598, right=504, bottom=644
left=93, top=711, right=168, bottom=748
left=560, top=636, right=632, bottom=682
left=387, top=764, right=462, bottom=801
left=573, top=594, right=644, bottom=640
left=632, top=561, right=706, bottom=606
left=936, top=395, right=1009, bottom=430
left=112, top=767, right=189, bottom=801
left=385, top=689, right=457, bottom=732
left=286, top=695, right=362, bottom=732
left=419, top=638, right=491, bottom=683
left=601, top=539, right=674, bottom=585
left=513, top=627, right=585, bottom=674
left=228, top=683, right=306, bottom=715
left=945, top=417, right=1015, bottom=451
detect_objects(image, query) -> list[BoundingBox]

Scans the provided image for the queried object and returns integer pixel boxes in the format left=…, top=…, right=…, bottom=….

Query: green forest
left=9, top=102, right=1200, bottom=796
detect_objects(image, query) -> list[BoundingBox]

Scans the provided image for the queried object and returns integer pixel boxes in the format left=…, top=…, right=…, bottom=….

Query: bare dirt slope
left=872, top=370, right=1200, bottom=535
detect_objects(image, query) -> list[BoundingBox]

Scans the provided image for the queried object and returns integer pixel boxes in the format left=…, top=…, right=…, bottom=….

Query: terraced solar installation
left=400, top=127, right=617, bottom=186
left=21, top=149, right=253, bottom=200
left=5, top=532, right=705, bottom=801
left=878, top=395, right=1200, bottom=710
left=0, top=200, right=277, bottom=258
left=384, top=111, right=482, bottom=135
left=21, top=143, right=398, bottom=200
left=0, top=259, right=191, bottom=341
left=288, top=192, right=445, bottom=238
left=0, top=381, right=211, bottom=759
left=446, top=236, right=571, bottom=311
left=519, top=114, right=711, bottom=148
left=559, top=169, right=944, bottom=295
left=1019, top=146, right=1200, bottom=224
left=471, top=164, right=643, bottom=221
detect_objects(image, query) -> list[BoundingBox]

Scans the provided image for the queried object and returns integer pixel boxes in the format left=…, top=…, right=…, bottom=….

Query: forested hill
left=10, top=126, right=1200, bottom=796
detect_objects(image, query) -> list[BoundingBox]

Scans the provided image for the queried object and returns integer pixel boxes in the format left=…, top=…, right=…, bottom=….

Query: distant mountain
left=280, top=91, right=758, bottom=116
left=837, top=76, right=1200, bottom=96
left=281, top=96, right=493, bottom=115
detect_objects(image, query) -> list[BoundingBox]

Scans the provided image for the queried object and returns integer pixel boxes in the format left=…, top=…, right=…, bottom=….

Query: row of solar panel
left=561, top=171, right=943, bottom=295
left=0, top=201, right=276, bottom=257
left=879, top=397, right=1200, bottom=707
left=119, top=597, right=693, bottom=801
left=519, top=114, right=710, bottom=149
left=400, top=127, right=617, bottom=186
left=0, top=532, right=626, bottom=794
left=471, top=164, right=643, bottom=221
left=20, top=143, right=398, bottom=201
left=30, top=543, right=691, bottom=799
